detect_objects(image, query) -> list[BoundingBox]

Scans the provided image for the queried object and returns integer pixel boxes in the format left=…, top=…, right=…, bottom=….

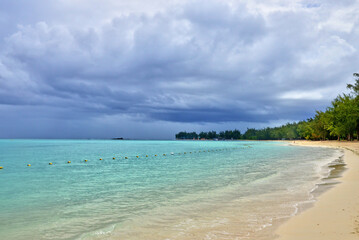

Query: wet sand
left=275, top=140, right=359, bottom=240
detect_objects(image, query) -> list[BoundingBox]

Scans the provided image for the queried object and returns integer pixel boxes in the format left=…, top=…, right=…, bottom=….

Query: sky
left=0, top=0, right=358, bottom=139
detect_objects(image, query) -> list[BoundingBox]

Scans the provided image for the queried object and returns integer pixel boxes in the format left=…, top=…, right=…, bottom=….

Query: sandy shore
left=275, top=140, right=359, bottom=239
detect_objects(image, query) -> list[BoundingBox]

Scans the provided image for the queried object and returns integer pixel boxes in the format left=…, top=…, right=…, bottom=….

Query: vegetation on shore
left=176, top=73, right=359, bottom=141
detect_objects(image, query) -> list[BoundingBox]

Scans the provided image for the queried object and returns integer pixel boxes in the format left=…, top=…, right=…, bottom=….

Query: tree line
left=176, top=73, right=359, bottom=141
left=176, top=130, right=241, bottom=140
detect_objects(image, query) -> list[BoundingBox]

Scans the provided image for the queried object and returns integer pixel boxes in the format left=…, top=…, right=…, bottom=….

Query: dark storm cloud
left=0, top=0, right=358, bottom=138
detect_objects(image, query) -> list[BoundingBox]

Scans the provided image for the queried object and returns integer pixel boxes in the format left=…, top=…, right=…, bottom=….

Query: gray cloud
left=0, top=0, right=358, bottom=138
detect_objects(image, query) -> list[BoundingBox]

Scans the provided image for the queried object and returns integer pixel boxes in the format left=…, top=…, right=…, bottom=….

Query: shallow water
left=0, top=140, right=342, bottom=239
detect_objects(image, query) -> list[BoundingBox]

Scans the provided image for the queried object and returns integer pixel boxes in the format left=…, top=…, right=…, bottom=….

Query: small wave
left=76, top=224, right=116, bottom=240
left=289, top=149, right=346, bottom=219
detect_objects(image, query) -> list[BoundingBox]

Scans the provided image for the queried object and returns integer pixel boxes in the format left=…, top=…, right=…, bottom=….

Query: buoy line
left=3, top=147, right=247, bottom=169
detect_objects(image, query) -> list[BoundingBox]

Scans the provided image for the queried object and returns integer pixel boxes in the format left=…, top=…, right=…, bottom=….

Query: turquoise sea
left=0, top=140, right=342, bottom=240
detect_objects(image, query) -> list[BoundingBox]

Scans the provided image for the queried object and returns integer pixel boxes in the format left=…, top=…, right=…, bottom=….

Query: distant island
left=176, top=73, right=359, bottom=141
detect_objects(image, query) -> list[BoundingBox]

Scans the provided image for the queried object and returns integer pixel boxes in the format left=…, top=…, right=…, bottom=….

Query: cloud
left=0, top=0, right=358, bottom=138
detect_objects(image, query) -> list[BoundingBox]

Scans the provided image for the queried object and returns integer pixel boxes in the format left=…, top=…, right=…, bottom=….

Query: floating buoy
left=99, top=158, right=102, bottom=161
left=125, top=157, right=128, bottom=159
left=49, top=162, right=53, bottom=165
left=67, top=161, right=71, bottom=164
left=163, top=154, right=166, bottom=156
left=171, top=152, right=174, bottom=155
left=113, top=157, right=116, bottom=160
left=27, top=164, right=31, bottom=167
left=84, top=159, right=88, bottom=162
left=155, top=155, right=157, bottom=157
left=184, top=152, right=186, bottom=154
left=146, top=155, right=148, bottom=157
left=0, top=166, right=3, bottom=169
left=136, top=156, right=139, bottom=158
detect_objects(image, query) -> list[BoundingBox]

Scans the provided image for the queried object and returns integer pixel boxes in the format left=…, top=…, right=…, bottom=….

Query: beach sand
left=275, top=140, right=359, bottom=240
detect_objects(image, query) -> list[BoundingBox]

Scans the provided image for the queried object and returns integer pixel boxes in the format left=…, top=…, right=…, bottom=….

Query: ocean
left=0, top=140, right=343, bottom=240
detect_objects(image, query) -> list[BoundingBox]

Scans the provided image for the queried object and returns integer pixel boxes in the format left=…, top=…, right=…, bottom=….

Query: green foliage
left=347, top=73, right=359, bottom=96
left=241, top=123, right=300, bottom=140
left=176, top=129, right=241, bottom=140
left=175, top=131, right=198, bottom=139
left=327, top=94, right=359, bottom=140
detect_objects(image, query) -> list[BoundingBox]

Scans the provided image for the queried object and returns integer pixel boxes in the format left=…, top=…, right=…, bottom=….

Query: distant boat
left=112, top=138, right=124, bottom=140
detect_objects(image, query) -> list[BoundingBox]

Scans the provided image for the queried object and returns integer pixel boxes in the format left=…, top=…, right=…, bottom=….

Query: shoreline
left=274, top=140, right=359, bottom=239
